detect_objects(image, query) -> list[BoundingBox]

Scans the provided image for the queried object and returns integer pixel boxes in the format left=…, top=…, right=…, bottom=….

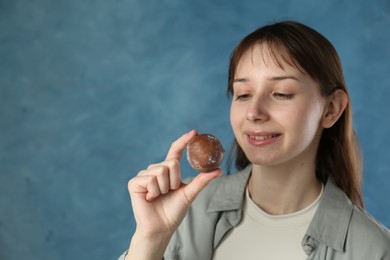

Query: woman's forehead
left=237, top=43, right=303, bottom=73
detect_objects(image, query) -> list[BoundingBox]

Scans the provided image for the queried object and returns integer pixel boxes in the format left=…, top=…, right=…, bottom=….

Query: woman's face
left=230, top=45, right=327, bottom=168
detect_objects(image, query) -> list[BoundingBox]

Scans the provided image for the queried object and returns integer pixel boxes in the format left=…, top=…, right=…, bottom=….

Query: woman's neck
left=248, top=162, right=322, bottom=215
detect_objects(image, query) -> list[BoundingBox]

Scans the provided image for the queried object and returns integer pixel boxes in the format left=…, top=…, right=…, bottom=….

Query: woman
left=120, top=21, right=389, bottom=260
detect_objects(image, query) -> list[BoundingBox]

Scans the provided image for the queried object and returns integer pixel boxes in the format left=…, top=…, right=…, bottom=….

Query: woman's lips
left=245, top=131, right=282, bottom=146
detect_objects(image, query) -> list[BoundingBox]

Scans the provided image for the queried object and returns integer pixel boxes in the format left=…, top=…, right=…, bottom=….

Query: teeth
left=249, top=135, right=275, bottom=140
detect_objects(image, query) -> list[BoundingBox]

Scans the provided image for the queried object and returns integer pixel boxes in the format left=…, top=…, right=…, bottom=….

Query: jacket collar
left=207, top=165, right=252, bottom=213
left=305, top=177, right=354, bottom=252
left=206, top=164, right=353, bottom=252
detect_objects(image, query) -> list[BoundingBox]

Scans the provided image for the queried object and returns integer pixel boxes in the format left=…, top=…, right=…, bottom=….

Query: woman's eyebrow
left=233, top=78, right=249, bottom=83
left=233, top=76, right=300, bottom=83
left=268, top=75, right=300, bottom=82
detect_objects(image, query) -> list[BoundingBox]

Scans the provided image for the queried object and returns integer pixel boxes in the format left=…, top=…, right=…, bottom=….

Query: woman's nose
left=246, top=96, right=270, bottom=122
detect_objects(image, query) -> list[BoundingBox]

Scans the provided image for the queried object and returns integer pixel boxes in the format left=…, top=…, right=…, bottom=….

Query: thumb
left=182, top=169, right=223, bottom=204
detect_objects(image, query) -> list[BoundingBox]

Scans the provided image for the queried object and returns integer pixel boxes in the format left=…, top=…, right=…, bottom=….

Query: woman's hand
left=126, top=130, right=222, bottom=259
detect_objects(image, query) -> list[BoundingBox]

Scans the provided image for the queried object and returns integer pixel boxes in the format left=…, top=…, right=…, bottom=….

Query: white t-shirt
left=212, top=185, right=323, bottom=260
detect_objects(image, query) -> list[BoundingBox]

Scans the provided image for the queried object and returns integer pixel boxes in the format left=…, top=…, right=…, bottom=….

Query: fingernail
left=188, top=129, right=196, bottom=135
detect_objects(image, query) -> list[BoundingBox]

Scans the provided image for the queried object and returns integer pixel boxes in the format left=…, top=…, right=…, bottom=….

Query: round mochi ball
left=186, top=134, right=225, bottom=172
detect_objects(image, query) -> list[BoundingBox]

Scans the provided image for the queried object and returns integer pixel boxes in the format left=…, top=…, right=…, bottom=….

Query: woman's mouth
left=246, top=132, right=281, bottom=146
left=248, top=134, right=279, bottom=140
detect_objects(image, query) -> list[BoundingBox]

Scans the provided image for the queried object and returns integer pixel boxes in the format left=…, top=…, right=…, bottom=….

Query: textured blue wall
left=0, top=0, right=389, bottom=259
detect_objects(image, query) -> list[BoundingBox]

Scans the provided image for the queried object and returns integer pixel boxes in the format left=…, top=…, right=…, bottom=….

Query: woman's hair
left=226, top=20, right=364, bottom=207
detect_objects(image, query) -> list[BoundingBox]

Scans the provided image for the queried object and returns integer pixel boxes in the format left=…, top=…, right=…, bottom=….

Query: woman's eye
left=273, top=93, right=294, bottom=99
left=235, top=94, right=251, bottom=101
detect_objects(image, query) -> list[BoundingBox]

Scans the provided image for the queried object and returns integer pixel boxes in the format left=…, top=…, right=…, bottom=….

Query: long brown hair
left=226, top=21, right=364, bottom=207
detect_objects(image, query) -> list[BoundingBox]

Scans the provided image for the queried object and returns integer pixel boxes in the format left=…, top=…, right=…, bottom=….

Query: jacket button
left=303, top=244, right=313, bottom=254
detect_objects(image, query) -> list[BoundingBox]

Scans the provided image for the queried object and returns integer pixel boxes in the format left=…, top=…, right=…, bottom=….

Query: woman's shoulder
left=307, top=178, right=389, bottom=257
left=339, top=205, right=389, bottom=258
left=349, top=204, right=390, bottom=244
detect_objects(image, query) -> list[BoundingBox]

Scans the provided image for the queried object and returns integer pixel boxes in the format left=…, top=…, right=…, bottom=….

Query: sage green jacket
left=120, top=165, right=390, bottom=260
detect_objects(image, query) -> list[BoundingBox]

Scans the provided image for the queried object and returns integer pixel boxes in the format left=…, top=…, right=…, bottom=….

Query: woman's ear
left=321, top=89, right=348, bottom=128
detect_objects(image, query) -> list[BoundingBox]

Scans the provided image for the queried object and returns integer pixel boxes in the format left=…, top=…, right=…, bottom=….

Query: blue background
left=0, top=0, right=389, bottom=259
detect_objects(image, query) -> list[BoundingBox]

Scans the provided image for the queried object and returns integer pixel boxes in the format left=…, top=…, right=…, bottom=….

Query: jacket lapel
left=207, top=165, right=252, bottom=248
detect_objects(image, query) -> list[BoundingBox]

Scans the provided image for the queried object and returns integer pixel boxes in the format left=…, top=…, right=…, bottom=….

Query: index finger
left=165, top=130, right=197, bottom=161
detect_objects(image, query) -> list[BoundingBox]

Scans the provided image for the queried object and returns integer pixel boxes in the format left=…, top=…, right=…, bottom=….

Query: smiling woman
left=230, top=42, right=333, bottom=177
left=120, top=21, right=389, bottom=260
left=227, top=21, right=363, bottom=207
